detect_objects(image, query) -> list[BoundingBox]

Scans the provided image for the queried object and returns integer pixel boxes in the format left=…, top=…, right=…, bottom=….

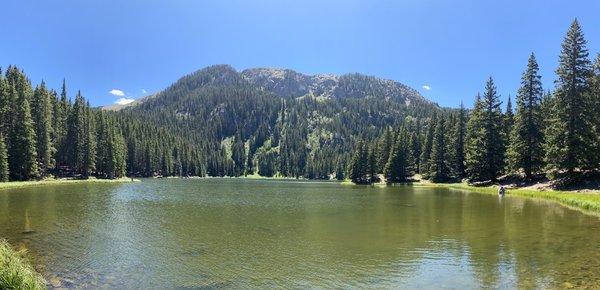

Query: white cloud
left=115, top=98, right=135, bottom=105
left=422, top=85, right=431, bottom=91
left=141, top=89, right=147, bottom=94
left=109, top=89, right=126, bottom=97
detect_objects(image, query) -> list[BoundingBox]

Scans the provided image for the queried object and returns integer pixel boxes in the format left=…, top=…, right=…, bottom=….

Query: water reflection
left=0, top=179, right=599, bottom=288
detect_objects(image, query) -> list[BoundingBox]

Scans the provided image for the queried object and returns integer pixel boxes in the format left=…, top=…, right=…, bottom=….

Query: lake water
left=1, top=179, right=599, bottom=289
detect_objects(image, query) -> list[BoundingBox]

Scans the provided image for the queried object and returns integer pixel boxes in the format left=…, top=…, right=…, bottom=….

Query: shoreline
left=0, top=177, right=139, bottom=190
left=0, top=240, right=46, bottom=289
left=3, top=175, right=599, bottom=215
left=415, top=181, right=600, bottom=215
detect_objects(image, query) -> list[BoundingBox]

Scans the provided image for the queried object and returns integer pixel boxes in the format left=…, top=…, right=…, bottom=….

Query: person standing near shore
left=498, top=186, right=506, bottom=196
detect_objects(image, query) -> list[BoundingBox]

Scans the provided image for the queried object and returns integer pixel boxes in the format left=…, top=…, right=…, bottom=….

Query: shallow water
left=1, top=179, right=599, bottom=289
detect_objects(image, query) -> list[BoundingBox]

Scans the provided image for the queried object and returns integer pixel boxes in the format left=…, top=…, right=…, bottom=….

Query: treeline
left=348, top=20, right=600, bottom=185
left=0, top=67, right=126, bottom=181
left=2, top=20, right=597, bottom=184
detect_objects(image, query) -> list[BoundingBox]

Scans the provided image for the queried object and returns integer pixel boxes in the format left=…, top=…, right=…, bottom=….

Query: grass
left=416, top=182, right=600, bottom=214
left=0, top=177, right=138, bottom=190
left=0, top=240, right=46, bottom=290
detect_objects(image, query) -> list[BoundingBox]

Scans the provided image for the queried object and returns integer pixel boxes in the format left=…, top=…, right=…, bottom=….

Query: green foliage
left=466, top=78, right=505, bottom=182
left=384, top=127, right=411, bottom=182
left=32, top=81, right=56, bottom=175
left=1, top=20, right=598, bottom=183
left=508, top=54, right=544, bottom=178
left=349, top=140, right=370, bottom=184
left=0, top=134, right=8, bottom=182
left=588, top=54, right=600, bottom=168
left=428, top=115, right=450, bottom=182
left=544, top=20, right=594, bottom=176
left=9, top=77, right=39, bottom=181
left=451, top=103, right=466, bottom=178
left=419, top=113, right=436, bottom=176
left=0, top=240, right=46, bottom=290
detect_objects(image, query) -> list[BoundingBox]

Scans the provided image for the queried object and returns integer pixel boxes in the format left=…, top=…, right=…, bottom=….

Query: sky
left=1, top=0, right=599, bottom=108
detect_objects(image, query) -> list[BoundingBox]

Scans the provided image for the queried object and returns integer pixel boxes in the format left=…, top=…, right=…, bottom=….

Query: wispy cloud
left=115, top=97, right=135, bottom=105
left=422, top=85, right=431, bottom=91
left=141, top=89, right=147, bottom=94
left=109, top=89, right=126, bottom=97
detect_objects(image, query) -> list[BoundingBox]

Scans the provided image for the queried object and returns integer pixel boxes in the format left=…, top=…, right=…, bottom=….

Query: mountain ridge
left=103, top=64, right=435, bottom=110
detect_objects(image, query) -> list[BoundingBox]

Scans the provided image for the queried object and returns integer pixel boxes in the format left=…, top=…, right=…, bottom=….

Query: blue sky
left=1, top=0, right=599, bottom=107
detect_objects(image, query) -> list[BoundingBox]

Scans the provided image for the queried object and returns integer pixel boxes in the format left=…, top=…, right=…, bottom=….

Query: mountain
left=110, top=65, right=441, bottom=178
left=241, top=67, right=428, bottom=105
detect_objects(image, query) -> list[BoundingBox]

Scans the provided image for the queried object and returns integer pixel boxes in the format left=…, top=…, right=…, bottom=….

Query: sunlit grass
left=0, top=240, right=46, bottom=290
left=0, top=177, right=138, bottom=190
left=417, top=182, right=600, bottom=214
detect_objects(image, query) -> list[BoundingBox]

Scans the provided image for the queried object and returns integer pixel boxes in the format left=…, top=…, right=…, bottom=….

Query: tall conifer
left=545, top=19, right=593, bottom=175
left=508, top=54, right=544, bottom=178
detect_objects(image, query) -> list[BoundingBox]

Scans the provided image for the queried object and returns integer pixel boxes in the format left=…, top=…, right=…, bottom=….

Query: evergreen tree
left=429, top=115, right=450, bottom=182
left=384, top=127, right=410, bottom=183
left=66, top=91, right=87, bottom=176
left=9, top=88, right=39, bottom=180
left=466, top=78, right=505, bottom=182
left=452, top=102, right=466, bottom=178
left=84, top=102, right=97, bottom=177
left=376, top=127, right=394, bottom=172
left=409, top=121, right=422, bottom=173
left=231, top=131, right=246, bottom=176
left=587, top=54, right=600, bottom=168
left=504, top=95, right=514, bottom=140
left=54, top=80, right=69, bottom=167
left=349, top=140, right=369, bottom=184
left=0, top=133, right=8, bottom=182
left=367, top=145, right=378, bottom=183
left=545, top=19, right=594, bottom=176
left=335, top=159, right=345, bottom=181
left=508, top=53, right=544, bottom=178
left=0, top=71, right=10, bottom=138
left=32, top=81, right=55, bottom=175
left=420, top=113, right=437, bottom=176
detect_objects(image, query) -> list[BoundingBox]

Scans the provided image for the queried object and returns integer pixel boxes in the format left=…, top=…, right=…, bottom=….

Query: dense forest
left=0, top=20, right=598, bottom=185
left=0, top=67, right=126, bottom=181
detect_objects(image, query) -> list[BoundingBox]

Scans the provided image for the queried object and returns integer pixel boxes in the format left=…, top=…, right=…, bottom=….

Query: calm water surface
left=1, top=179, right=599, bottom=289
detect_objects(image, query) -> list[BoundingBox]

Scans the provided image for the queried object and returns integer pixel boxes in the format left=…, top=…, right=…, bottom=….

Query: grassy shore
left=415, top=181, right=600, bottom=214
left=0, top=177, right=138, bottom=190
left=0, top=240, right=46, bottom=290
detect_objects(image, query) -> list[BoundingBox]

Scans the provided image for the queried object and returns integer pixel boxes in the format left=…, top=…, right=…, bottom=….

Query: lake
left=1, top=178, right=599, bottom=289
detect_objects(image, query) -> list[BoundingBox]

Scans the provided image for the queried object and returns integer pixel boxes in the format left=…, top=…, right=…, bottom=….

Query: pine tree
left=466, top=78, right=505, bottom=182
left=409, top=122, right=422, bottom=173
left=504, top=95, right=514, bottom=140
left=84, top=101, right=96, bottom=177
left=545, top=19, right=594, bottom=176
left=66, top=91, right=87, bottom=176
left=349, top=140, right=369, bottom=184
left=32, top=81, right=55, bottom=176
left=368, top=145, right=378, bottom=183
left=231, top=131, right=246, bottom=176
left=587, top=54, right=600, bottom=168
left=54, top=80, right=69, bottom=167
left=335, top=159, right=345, bottom=181
left=452, top=102, right=466, bottom=178
left=9, top=89, right=39, bottom=180
left=508, top=53, right=544, bottom=178
left=377, top=127, right=393, bottom=172
left=420, top=113, right=437, bottom=176
left=429, top=115, right=450, bottom=182
left=0, top=133, right=8, bottom=182
left=384, top=128, right=410, bottom=183
left=0, top=71, right=10, bottom=138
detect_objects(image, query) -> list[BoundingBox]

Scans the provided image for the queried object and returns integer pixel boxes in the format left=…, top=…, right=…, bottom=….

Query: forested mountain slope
left=112, top=65, right=441, bottom=178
